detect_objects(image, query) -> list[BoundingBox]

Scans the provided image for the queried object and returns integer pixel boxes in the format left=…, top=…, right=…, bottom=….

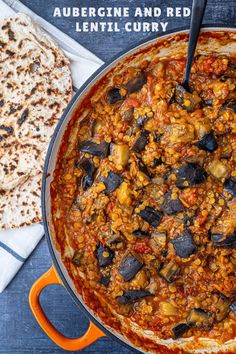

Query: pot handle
left=29, top=266, right=105, bottom=351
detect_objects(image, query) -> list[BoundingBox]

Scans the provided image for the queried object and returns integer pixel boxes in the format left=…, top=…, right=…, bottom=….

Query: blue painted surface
left=0, top=1, right=236, bottom=353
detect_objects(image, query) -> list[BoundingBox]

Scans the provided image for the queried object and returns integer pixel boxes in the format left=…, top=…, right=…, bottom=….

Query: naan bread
left=0, top=13, right=73, bottom=229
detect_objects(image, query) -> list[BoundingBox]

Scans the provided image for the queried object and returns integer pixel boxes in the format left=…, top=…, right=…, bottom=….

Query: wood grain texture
left=1, top=0, right=236, bottom=353
left=19, top=0, right=236, bottom=61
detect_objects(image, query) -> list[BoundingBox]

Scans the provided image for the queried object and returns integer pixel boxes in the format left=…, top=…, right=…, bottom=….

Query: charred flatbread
left=0, top=13, right=73, bottom=229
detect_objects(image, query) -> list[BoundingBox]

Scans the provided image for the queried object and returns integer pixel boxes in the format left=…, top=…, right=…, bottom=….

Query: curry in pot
left=51, top=33, right=236, bottom=350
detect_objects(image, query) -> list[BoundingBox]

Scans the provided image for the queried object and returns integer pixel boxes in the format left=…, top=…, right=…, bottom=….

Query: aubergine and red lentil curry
left=51, top=34, right=236, bottom=346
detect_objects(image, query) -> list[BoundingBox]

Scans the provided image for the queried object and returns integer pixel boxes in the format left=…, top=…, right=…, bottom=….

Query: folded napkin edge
left=0, top=241, right=26, bottom=262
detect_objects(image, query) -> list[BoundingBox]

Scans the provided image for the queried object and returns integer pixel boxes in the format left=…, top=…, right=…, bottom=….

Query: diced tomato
left=180, top=187, right=199, bottom=208
left=168, top=59, right=186, bottom=74
left=107, top=202, right=115, bottom=213
left=196, top=55, right=228, bottom=75
left=134, top=241, right=150, bottom=254
left=122, top=97, right=140, bottom=109
left=147, top=74, right=154, bottom=87
left=201, top=56, right=215, bottom=72
left=195, top=211, right=208, bottom=226
left=146, top=75, right=155, bottom=105
left=100, top=238, right=106, bottom=247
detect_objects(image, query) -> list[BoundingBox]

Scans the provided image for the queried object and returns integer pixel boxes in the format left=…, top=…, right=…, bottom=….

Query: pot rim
left=42, top=24, right=236, bottom=354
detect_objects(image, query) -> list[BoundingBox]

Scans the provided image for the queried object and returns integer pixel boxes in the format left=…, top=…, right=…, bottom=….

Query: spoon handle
left=182, top=0, right=207, bottom=91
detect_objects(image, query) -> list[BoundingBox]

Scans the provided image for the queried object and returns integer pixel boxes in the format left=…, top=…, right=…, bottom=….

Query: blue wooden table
left=1, top=1, right=235, bottom=353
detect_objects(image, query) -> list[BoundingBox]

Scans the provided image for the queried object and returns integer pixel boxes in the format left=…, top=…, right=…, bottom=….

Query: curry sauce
left=51, top=33, right=236, bottom=351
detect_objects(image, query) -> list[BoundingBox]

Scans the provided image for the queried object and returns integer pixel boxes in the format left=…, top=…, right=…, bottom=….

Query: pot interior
left=42, top=27, right=236, bottom=354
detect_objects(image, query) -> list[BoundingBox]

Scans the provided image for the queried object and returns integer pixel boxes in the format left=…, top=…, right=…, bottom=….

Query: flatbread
left=0, top=173, right=42, bottom=227
left=0, top=13, right=73, bottom=229
left=0, top=144, right=42, bottom=191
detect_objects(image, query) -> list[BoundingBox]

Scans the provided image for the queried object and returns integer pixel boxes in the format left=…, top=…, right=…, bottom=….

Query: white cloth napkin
left=0, top=0, right=103, bottom=292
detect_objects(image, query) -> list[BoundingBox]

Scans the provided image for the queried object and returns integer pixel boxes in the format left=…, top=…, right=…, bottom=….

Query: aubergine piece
left=215, top=293, right=231, bottom=322
left=159, top=261, right=180, bottom=283
left=203, top=99, right=213, bottom=106
left=187, top=308, right=213, bottom=329
left=138, top=158, right=151, bottom=177
left=211, top=231, right=236, bottom=249
left=132, top=229, right=150, bottom=238
left=95, top=242, right=115, bottom=268
left=176, top=163, right=207, bottom=189
left=110, top=143, right=130, bottom=167
left=118, top=254, right=143, bottom=281
left=174, top=85, right=187, bottom=108
left=79, top=158, right=96, bottom=190
left=183, top=213, right=195, bottom=227
left=81, top=175, right=94, bottom=191
left=222, top=100, right=236, bottom=113
left=79, top=140, right=110, bottom=158
left=107, top=87, right=125, bottom=104
left=78, top=158, right=96, bottom=177
left=208, top=159, right=228, bottom=179
left=123, top=107, right=134, bottom=121
left=172, top=323, right=191, bottom=339
left=174, top=84, right=201, bottom=113
left=92, top=120, right=105, bottom=136
left=220, top=64, right=236, bottom=81
left=105, top=232, right=124, bottom=248
left=161, top=192, right=184, bottom=215
left=101, top=171, right=123, bottom=195
left=224, top=176, right=236, bottom=198
left=151, top=232, right=167, bottom=249
left=72, top=250, right=83, bottom=266
left=125, top=72, right=147, bottom=94
left=230, top=301, right=236, bottom=315
left=99, top=274, right=111, bottom=287
left=154, top=132, right=161, bottom=143
left=139, top=206, right=163, bottom=228
left=153, top=157, right=162, bottom=167
left=211, top=233, right=228, bottom=244
left=195, top=132, right=218, bottom=152
left=171, top=230, right=198, bottom=258
left=118, top=289, right=152, bottom=305
left=132, top=130, right=149, bottom=153
left=136, top=114, right=149, bottom=127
